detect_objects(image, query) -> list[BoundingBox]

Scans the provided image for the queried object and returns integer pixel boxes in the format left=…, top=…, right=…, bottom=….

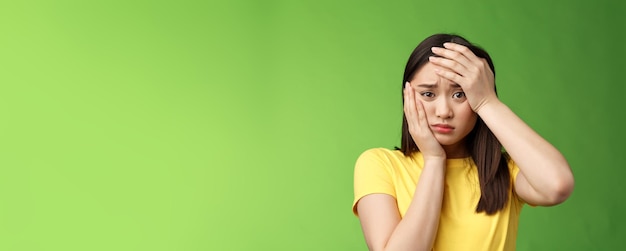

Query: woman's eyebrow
left=416, top=83, right=461, bottom=89
left=416, top=83, right=437, bottom=88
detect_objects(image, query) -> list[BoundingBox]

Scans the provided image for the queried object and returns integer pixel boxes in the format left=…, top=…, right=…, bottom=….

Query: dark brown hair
left=398, top=34, right=510, bottom=214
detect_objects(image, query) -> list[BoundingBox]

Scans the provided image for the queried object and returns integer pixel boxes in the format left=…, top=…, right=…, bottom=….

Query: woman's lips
left=432, top=124, right=454, bottom=133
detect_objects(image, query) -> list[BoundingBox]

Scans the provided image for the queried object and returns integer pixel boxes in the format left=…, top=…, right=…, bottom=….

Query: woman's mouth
left=432, top=124, right=454, bottom=133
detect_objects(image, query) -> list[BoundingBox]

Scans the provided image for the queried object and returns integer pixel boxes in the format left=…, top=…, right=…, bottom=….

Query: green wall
left=1, top=0, right=624, bottom=250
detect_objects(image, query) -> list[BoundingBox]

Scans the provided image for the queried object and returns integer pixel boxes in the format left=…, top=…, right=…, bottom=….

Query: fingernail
left=443, top=42, right=452, bottom=48
left=429, top=56, right=436, bottom=61
left=405, top=82, right=410, bottom=88
left=431, top=47, right=440, bottom=52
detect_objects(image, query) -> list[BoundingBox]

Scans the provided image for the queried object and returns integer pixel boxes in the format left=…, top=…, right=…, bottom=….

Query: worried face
left=410, top=62, right=477, bottom=154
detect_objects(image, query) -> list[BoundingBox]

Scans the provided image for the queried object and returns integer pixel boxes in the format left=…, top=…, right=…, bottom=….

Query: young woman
left=352, top=34, right=575, bottom=251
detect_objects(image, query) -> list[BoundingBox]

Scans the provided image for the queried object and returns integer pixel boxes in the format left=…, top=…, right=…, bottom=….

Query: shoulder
left=356, top=148, right=408, bottom=165
left=357, top=147, right=398, bottom=158
left=504, top=154, right=527, bottom=205
left=355, top=148, right=419, bottom=174
left=504, top=153, right=520, bottom=179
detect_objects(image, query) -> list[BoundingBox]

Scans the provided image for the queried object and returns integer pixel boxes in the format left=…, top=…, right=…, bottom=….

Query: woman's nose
left=435, top=98, right=453, bottom=119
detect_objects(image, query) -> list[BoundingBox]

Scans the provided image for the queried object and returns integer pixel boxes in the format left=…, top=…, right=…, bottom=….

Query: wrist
left=423, top=155, right=447, bottom=163
left=474, top=97, right=502, bottom=115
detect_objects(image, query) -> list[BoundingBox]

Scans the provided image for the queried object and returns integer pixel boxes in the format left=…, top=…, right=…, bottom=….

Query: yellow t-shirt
left=353, top=148, right=524, bottom=251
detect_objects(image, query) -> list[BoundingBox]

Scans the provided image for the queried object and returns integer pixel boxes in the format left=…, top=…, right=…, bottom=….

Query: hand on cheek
left=404, top=82, right=446, bottom=159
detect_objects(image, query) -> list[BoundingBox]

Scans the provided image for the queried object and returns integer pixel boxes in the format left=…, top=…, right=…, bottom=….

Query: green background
left=0, top=0, right=624, bottom=250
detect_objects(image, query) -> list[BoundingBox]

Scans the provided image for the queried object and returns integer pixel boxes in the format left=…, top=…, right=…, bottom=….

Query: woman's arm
left=356, top=83, right=447, bottom=251
left=357, top=158, right=445, bottom=251
left=429, top=42, right=574, bottom=206
left=476, top=101, right=574, bottom=205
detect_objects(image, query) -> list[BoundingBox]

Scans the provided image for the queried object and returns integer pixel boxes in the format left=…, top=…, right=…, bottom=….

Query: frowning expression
left=410, top=62, right=477, bottom=153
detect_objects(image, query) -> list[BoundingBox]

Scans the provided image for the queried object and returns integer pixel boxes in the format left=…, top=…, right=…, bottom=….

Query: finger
left=415, top=98, right=427, bottom=128
left=428, top=56, right=466, bottom=77
left=431, top=46, right=472, bottom=70
left=403, top=82, right=416, bottom=121
left=434, top=67, right=463, bottom=84
left=443, top=42, right=481, bottom=63
left=405, top=82, right=422, bottom=130
left=411, top=85, right=424, bottom=128
left=443, top=43, right=493, bottom=81
left=406, top=83, right=417, bottom=117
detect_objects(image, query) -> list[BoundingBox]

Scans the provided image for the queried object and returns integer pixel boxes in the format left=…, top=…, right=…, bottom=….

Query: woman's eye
left=453, top=92, right=465, bottom=99
left=421, top=92, right=434, bottom=98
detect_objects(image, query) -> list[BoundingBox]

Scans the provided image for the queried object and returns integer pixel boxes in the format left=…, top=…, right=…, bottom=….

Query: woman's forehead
left=411, top=63, right=457, bottom=87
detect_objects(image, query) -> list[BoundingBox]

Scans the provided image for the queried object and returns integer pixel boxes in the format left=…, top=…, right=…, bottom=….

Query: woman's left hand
left=428, top=42, right=498, bottom=112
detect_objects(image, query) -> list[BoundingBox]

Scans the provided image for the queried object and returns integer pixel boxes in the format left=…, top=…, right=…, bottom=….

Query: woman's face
left=410, top=62, right=477, bottom=155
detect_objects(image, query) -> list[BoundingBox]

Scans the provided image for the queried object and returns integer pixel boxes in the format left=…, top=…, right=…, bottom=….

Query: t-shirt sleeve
left=352, top=148, right=396, bottom=216
left=508, top=157, right=532, bottom=206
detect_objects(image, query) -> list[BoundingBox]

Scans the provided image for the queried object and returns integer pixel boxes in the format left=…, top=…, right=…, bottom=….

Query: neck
left=442, top=141, right=469, bottom=159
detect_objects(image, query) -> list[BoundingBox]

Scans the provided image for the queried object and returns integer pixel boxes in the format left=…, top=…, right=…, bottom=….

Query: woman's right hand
left=404, top=82, right=446, bottom=160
